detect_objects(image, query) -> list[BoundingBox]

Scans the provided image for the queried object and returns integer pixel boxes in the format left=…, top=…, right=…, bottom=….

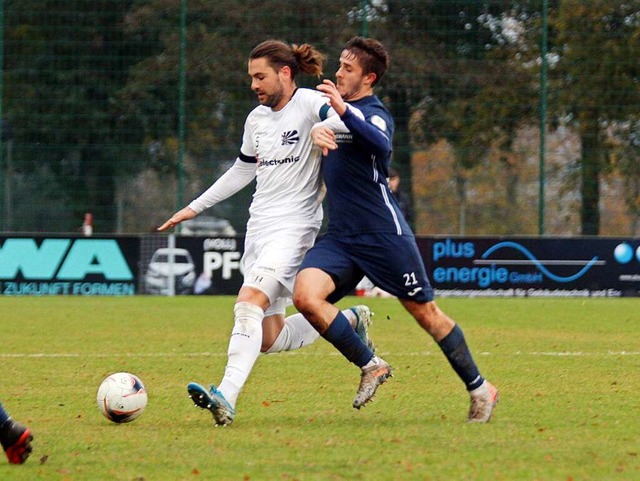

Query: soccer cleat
left=0, top=420, right=33, bottom=464
left=187, top=382, right=235, bottom=426
left=467, top=381, right=499, bottom=423
left=349, top=305, right=376, bottom=352
left=352, top=357, right=392, bottom=409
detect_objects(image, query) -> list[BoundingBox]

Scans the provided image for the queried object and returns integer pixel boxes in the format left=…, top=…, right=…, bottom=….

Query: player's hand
left=311, top=126, right=337, bottom=156
left=317, top=79, right=347, bottom=116
left=157, top=207, right=197, bottom=231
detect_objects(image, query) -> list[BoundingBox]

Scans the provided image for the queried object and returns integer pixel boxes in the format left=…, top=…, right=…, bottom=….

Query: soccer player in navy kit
left=294, top=37, right=499, bottom=422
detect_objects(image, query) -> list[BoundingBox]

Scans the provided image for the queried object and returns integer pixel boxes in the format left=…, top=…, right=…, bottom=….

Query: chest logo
left=281, top=130, right=300, bottom=145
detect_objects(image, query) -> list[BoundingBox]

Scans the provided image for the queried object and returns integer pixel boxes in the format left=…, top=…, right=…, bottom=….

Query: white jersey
left=240, top=88, right=329, bottom=234
left=187, top=88, right=337, bottom=301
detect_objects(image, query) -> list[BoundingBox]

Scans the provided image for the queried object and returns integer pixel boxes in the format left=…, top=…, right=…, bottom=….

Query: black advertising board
left=176, top=236, right=244, bottom=295
left=416, top=237, right=640, bottom=297
left=138, top=235, right=244, bottom=296
left=2, top=234, right=638, bottom=297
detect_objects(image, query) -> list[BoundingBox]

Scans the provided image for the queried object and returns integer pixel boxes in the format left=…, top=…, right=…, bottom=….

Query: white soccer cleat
left=353, top=356, right=392, bottom=409
left=467, top=381, right=499, bottom=423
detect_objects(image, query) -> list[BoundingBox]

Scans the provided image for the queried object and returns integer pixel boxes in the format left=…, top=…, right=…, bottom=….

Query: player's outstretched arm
left=157, top=207, right=198, bottom=232
left=157, top=158, right=256, bottom=232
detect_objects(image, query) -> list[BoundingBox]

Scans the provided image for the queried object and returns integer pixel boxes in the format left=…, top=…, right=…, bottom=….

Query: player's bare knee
left=412, top=301, right=442, bottom=329
left=292, top=290, right=311, bottom=315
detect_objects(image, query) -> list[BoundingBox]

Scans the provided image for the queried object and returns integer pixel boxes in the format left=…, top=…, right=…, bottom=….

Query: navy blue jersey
left=322, top=95, right=412, bottom=236
left=302, top=94, right=435, bottom=302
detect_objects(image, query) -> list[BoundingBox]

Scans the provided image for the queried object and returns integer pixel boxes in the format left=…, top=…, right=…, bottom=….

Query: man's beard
left=260, top=90, right=284, bottom=108
left=339, top=80, right=363, bottom=102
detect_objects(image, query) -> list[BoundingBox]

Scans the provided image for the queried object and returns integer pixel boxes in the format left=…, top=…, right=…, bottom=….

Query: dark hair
left=249, top=39, right=325, bottom=79
left=343, top=37, right=389, bottom=86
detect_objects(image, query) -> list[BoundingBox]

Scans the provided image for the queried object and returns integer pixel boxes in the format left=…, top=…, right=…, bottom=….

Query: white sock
left=469, top=379, right=489, bottom=397
left=218, top=302, right=264, bottom=408
left=343, top=308, right=357, bottom=328
left=265, top=312, right=320, bottom=353
left=265, top=309, right=358, bottom=354
left=362, top=355, right=381, bottom=369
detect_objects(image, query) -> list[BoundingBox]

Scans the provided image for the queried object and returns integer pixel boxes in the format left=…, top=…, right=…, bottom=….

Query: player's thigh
left=298, top=236, right=363, bottom=303
left=353, top=233, right=434, bottom=302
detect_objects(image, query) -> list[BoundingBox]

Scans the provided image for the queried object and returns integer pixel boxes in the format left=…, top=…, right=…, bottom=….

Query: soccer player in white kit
left=158, top=40, right=374, bottom=426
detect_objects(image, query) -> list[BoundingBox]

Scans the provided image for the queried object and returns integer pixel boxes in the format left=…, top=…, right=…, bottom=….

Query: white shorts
left=242, top=223, right=320, bottom=316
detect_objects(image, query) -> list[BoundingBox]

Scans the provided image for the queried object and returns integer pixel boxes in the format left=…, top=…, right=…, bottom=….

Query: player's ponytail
left=250, top=39, right=325, bottom=79
left=291, top=44, right=325, bottom=78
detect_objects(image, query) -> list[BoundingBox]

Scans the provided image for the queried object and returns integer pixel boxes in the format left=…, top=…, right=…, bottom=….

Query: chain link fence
left=1, top=1, right=639, bottom=236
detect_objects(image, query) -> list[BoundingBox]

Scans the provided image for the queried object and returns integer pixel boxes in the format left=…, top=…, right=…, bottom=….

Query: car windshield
left=154, top=253, right=190, bottom=264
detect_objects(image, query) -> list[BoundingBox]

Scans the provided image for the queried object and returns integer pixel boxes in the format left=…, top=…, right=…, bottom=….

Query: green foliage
left=410, top=1, right=640, bottom=235
left=2, top=2, right=639, bottom=234
left=548, top=1, right=640, bottom=234
left=1, top=296, right=640, bottom=480
left=4, top=1, right=154, bottom=231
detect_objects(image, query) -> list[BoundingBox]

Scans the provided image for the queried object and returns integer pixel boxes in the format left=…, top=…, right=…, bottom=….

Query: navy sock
left=0, top=402, right=10, bottom=426
left=323, top=311, right=374, bottom=367
left=438, top=324, right=484, bottom=391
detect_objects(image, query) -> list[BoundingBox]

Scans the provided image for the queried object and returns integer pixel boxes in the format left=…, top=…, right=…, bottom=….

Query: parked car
left=144, top=247, right=196, bottom=295
left=180, top=216, right=236, bottom=236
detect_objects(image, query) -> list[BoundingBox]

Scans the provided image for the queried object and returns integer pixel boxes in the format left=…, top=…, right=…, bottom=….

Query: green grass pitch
left=1, top=296, right=639, bottom=480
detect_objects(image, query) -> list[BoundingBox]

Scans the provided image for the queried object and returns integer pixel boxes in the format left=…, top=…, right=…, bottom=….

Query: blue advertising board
left=416, top=237, right=640, bottom=297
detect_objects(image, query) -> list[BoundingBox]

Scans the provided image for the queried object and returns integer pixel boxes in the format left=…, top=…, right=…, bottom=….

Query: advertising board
left=3, top=235, right=638, bottom=297
left=0, top=236, right=139, bottom=296
left=417, top=237, right=640, bottom=297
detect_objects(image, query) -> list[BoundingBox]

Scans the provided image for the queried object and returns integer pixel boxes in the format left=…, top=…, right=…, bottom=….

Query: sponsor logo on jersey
left=258, top=155, right=301, bottom=167
left=281, top=130, right=300, bottom=145
left=335, top=132, right=353, bottom=143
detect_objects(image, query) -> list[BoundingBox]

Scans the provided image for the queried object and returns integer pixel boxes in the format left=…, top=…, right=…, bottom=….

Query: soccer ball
left=96, top=372, right=148, bottom=423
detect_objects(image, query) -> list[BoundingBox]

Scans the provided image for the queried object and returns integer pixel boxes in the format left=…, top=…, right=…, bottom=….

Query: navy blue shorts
left=299, top=232, right=434, bottom=304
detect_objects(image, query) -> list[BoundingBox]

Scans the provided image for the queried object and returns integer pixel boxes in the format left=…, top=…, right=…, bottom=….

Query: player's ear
left=279, top=65, right=293, bottom=80
left=364, top=71, right=377, bottom=87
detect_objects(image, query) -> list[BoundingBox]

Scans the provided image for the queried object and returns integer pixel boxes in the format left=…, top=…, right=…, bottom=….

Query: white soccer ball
left=96, top=372, right=148, bottom=423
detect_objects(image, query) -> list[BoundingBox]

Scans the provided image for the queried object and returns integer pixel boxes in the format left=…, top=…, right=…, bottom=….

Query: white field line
left=0, top=350, right=639, bottom=359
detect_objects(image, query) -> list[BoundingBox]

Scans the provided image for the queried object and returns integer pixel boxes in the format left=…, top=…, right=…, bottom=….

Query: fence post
left=167, top=233, right=176, bottom=297
left=539, top=0, right=548, bottom=235
left=176, top=0, right=187, bottom=234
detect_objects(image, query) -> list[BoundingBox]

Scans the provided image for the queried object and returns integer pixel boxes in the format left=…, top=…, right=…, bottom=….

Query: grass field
left=1, top=296, right=639, bottom=481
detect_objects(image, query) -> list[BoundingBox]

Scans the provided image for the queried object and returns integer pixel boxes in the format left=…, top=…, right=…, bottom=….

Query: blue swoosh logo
left=481, top=241, right=599, bottom=283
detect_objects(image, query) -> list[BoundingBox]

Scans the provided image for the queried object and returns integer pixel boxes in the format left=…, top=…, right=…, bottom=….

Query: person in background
left=388, top=168, right=413, bottom=227
left=81, top=212, right=93, bottom=237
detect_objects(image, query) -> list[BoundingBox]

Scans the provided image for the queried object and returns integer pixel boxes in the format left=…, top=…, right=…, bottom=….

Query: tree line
left=2, top=1, right=638, bottom=235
